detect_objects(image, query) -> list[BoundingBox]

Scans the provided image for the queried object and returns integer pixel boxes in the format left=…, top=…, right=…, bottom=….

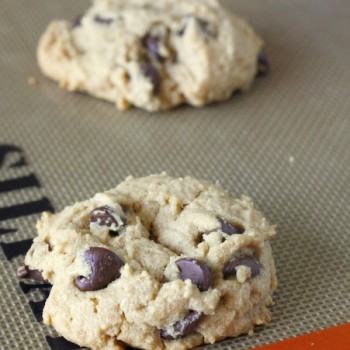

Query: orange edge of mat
left=250, top=323, right=350, bottom=350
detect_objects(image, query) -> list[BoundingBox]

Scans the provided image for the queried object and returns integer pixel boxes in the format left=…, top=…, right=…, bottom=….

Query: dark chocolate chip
left=177, top=26, right=186, bottom=37
left=94, top=15, right=114, bottom=25
left=223, top=255, right=261, bottom=279
left=72, top=14, right=83, bottom=28
left=218, top=217, right=245, bottom=235
left=17, top=265, right=46, bottom=282
left=257, top=51, right=270, bottom=76
left=178, top=17, right=193, bottom=36
left=142, top=34, right=162, bottom=61
left=140, top=62, right=160, bottom=94
left=175, top=310, right=203, bottom=336
left=17, top=265, right=31, bottom=278
left=160, top=311, right=204, bottom=340
left=175, top=258, right=212, bottom=291
left=89, top=206, right=126, bottom=235
left=178, top=17, right=214, bottom=37
left=74, top=247, right=124, bottom=291
left=195, top=18, right=214, bottom=37
left=160, top=328, right=173, bottom=341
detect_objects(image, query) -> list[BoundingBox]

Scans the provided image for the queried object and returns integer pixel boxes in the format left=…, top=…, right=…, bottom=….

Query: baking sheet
left=1, top=0, right=350, bottom=349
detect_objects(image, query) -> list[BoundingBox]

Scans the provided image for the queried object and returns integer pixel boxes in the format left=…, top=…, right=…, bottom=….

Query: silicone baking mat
left=1, top=0, right=349, bottom=349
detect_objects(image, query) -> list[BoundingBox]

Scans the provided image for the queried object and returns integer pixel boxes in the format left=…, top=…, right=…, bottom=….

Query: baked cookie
left=37, top=0, right=267, bottom=112
left=20, top=173, right=277, bottom=350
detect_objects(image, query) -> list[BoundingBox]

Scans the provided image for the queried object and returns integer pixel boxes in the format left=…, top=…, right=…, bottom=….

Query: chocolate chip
left=74, top=247, right=124, bottom=291
left=218, top=217, right=245, bottom=235
left=160, top=328, right=172, bottom=340
left=72, top=14, right=83, bottom=28
left=142, top=34, right=162, bottom=61
left=195, top=18, right=215, bottom=36
left=17, top=265, right=46, bottom=282
left=175, top=258, right=212, bottom=291
left=160, top=329, right=173, bottom=341
left=94, top=15, right=114, bottom=25
left=177, top=26, right=186, bottom=36
left=257, top=51, right=270, bottom=76
left=89, top=206, right=126, bottom=236
left=140, top=62, right=160, bottom=94
left=160, top=311, right=204, bottom=340
left=223, top=255, right=261, bottom=279
left=178, top=17, right=193, bottom=36
left=178, top=17, right=214, bottom=37
left=175, top=311, right=203, bottom=336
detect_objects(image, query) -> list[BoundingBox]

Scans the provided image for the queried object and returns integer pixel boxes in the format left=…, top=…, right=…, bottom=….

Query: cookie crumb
left=236, top=265, right=251, bottom=283
left=27, top=76, right=38, bottom=86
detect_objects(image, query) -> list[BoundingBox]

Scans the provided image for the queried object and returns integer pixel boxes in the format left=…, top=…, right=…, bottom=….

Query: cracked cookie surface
left=37, top=0, right=264, bottom=111
left=23, top=173, right=277, bottom=349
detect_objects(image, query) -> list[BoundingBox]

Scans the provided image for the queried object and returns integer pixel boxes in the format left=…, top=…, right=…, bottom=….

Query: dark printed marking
left=0, top=174, right=40, bottom=193
left=0, top=239, right=32, bottom=260
left=19, top=281, right=51, bottom=296
left=0, top=197, right=54, bottom=221
left=29, top=300, right=46, bottom=322
left=46, top=336, right=81, bottom=350
left=0, top=144, right=63, bottom=349
left=0, top=228, right=17, bottom=236
left=0, top=145, right=27, bottom=168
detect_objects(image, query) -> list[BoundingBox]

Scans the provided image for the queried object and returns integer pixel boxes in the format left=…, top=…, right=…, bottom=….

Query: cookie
left=21, top=173, right=277, bottom=349
left=37, top=0, right=266, bottom=112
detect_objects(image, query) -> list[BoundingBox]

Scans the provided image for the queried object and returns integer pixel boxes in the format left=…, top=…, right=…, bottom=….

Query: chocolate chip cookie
left=21, top=173, right=277, bottom=349
left=37, top=0, right=266, bottom=112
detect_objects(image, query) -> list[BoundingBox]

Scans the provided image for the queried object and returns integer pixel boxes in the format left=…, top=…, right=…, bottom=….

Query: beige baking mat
left=1, top=0, right=350, bottom=349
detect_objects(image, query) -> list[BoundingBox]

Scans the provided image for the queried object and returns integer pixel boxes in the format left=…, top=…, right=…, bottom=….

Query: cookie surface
left=37, top=0, right=264, bottom=111
left=23, top=173, right=277, bottom=350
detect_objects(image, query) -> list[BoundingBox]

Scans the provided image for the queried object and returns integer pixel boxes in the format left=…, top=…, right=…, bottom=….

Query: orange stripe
left=250, top=323, right=350, bottom=350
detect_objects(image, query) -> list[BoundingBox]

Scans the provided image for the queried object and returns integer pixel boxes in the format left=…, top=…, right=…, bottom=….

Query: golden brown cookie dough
left=22, top=173, right=277, bottom=349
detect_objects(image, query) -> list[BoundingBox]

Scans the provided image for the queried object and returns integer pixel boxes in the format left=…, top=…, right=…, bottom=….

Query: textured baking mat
left=1, top=0, right=350, bottom=349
